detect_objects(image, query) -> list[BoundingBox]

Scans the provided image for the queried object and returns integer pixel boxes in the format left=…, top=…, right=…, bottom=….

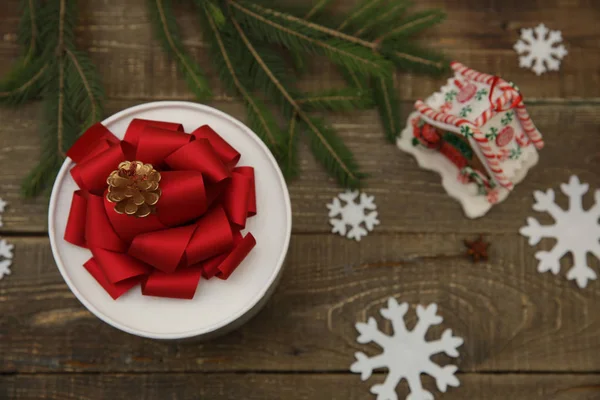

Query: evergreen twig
left=1, top=0, right=105, bottom=196
left=229, top=7, right=364, bottom=187
left=4, top=0, right=446, bottom=192
left=147, top=0, right=211, bottom=99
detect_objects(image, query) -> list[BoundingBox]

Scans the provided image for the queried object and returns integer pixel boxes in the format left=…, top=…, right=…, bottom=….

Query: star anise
left=106, top=161, right=161, bottom=217
left=464, top=235, right=490, bottom=262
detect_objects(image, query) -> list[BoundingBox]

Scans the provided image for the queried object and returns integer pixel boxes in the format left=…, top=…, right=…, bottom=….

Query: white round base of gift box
left=49, top=101, right=292, bottom=340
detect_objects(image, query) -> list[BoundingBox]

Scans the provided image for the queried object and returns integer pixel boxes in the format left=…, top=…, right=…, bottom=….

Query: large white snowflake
left=0, top=238, right=14, bottom=280
left=327, top=190, right=379, bottom=241
left=520, top=175, right=600, bottom=288
left=514, top=23, right=567, bottom=76
left=351, top=298, right=464, bottom=400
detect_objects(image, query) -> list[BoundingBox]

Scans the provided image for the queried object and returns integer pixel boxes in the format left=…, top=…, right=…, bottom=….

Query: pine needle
left=19, top=0, right=42, bottom=64
left=230, top=9, right=364, bottom=187
left=376, top=9, right=446, bottom=42
left=372, top=75, right=400, bottom=142
left=229, top=1, right=393, bottom=79
left=0, top=58, right=48, bottom=105
left=304, top=0, right=334, bottom=20
left=282, top=111, right=299, bottom=179
left=337, top=0, right=386, bottom=31
left=1, top=0, right=106, bottom=197
left=382, top=40, right=448, bottom=75
left=202, top=3, right=287, bottom=163
left=297, top=88, right=373, bottom=111
left=148, top=0, right=212, bottom=99
left=352, top=1, right=411, bottom=37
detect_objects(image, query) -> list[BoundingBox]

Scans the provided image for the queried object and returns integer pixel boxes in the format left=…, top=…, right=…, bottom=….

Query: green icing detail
left=485, top=127, right=498, bottom=141
left=501, top=111, right=514, bottom=126
left=459, top=105, right=472, bottom=117
left=475, top=89, right=488, bottom=101
left=460, top=125, right=473, bottom=138
left=445, top=90, right=458, bottom=102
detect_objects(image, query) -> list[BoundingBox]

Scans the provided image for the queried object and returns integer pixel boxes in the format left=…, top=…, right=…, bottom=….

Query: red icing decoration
left=63, top=119, right=257, bottom=300
left=496, top=126, right=515, bottom=147
left=457, top=82, right=477, bottom=103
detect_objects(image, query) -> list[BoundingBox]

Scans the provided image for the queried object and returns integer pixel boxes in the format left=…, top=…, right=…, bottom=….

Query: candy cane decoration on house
left=451, top=62, right=512, bottom=90
left=516, top=104, right=544, bottom=149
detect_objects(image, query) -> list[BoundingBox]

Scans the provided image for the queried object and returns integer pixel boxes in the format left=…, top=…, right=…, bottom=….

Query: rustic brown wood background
left=1, top=0, right=600, bottom=399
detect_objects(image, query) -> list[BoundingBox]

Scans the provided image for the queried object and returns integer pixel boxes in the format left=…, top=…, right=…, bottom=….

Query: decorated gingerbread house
left=398, top=62, right=543, bottom=218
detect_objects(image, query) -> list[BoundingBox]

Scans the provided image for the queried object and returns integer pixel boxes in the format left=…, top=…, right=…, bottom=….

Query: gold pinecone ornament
left=106, top=161, right=161, bottom=217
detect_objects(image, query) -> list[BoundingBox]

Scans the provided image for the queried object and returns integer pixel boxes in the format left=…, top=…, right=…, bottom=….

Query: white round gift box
left=49, top=101, right=292, bottom=340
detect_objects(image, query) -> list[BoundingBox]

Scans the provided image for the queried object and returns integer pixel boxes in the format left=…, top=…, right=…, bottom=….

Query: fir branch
left=297, top=88, right=373, bottom=111
left=304, top=0, right=334, bottom=20
left=22, top=60, right=79, bottom=196
left=375, top=9, right=445, bottom=42
left=283, top=110, right=299, bottom=179
left=382, top=41, right=448, bottom=74
left=228, top=0, right=392, bottom=79
left=337, top=0, right=386, bottom=31
left=352, top=1, right=411, bottom=38
left=64, top=49, right=103, bottom=128
left=202, top=3, right=286, bottom=159
left=0, top=0, right=106, bottom=196
left=235, top=1, right=377, bottom=50
left=230, top=10, right=363, bottom=187
left=19, top=0, right=42, bottom=64
left=148, top=0, right=211, bottom=99
left=0, top=0, right=46, bottom=104
left=0, top=59, right=48, bottom=105
left=303, top=115, right=365, bottom=187
left=372, top=75, right=400, bottom=142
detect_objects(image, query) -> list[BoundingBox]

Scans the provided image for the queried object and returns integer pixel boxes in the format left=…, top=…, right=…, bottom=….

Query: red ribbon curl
left=64, top=119, right=257, bottom=300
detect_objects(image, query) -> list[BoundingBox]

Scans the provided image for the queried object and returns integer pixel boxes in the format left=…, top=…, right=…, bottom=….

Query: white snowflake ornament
left=0, top=239, right=14, bottom=280
left=520, top=175, right=600, bottom=288
left=514, top=23, right=567, bottom=76
left=327, top=190, right=379, bottom=241
left=351, top=298, right=464, bottom=400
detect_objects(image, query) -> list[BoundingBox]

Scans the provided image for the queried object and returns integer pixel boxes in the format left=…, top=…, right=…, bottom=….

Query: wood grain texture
left=1, top=0, right=600, bottom=399
left=0, top=101, right=598, bottom=234
left=1, top=235, right=599, bottom=373
left=2, top=373, right=600, bottom=400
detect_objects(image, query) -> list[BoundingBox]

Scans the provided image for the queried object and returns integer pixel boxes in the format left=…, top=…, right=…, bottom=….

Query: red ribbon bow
left=64, top=119, right=257, bottom=300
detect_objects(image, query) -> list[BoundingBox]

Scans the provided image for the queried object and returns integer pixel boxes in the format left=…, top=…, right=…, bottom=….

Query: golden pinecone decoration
left=106, top=161, right=161, bottom=217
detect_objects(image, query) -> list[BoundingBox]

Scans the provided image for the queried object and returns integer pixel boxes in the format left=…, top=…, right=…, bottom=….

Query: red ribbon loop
left=64, top=118, right=257, bottom=300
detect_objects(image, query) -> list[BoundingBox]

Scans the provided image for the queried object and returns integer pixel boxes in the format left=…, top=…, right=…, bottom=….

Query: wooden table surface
left=1, top=0, right=600, bottom=399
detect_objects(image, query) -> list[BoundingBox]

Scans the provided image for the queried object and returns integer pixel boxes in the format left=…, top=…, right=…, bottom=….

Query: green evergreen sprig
left=3, top=0, right=445, bottom=193
left=0, top=0, right=104, bottom=196
left=148, top=0, right=445, bottom=187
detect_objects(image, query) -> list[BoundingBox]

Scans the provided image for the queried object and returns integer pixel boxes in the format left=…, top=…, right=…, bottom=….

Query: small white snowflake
left=514, top=23, right=568, bottom=76
left=351, top=298, right=464, bottom=400
left=520, top=175, right=600, bottom=288
left=0, top=238, right=14, bottom=280
left=327, top=190, right=379, bottom=241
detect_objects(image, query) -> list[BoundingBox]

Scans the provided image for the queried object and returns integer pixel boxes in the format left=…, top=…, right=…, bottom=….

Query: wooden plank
left=1, top=0, right=599, bottom=101
left=2, top=373, right=600, bottom=400
left=0, top=101, right=598, bottom=234
left=1, top=235, right=599, bottom=373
